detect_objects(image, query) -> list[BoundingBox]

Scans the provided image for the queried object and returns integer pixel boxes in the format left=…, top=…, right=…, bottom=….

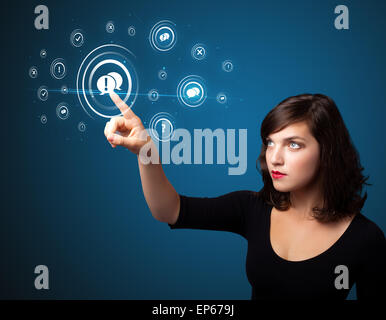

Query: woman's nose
left=269, top=147, right=284, bottom=165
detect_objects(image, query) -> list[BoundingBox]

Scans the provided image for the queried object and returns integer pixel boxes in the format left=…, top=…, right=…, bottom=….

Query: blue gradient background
left=2, top=0, right=385, bottom=299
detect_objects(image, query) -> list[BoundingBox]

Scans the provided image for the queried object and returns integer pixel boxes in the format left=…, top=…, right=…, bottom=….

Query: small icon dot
left=29, top=67, right=38, bottom=78
left=106, top=21, right=115, bottom=33
left=40, top=115, right=47, bottom=124
left=128, top=26, right=136, bottom=36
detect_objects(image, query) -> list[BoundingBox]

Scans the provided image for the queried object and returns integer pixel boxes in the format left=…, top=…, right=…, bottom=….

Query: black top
left=168, top=190, right=386, bottom=300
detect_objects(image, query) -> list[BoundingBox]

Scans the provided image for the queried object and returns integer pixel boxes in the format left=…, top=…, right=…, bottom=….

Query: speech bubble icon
left=97, top=75, right=116, bottom=95
left=186, top=87, right=200, bottom=98
left=107, top=72, right=123, bottom=90
left=159, top=32, right=170, bottom=42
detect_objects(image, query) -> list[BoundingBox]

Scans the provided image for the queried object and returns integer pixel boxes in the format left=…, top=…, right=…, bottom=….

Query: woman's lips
left=272, top=171, right=286, bottom=179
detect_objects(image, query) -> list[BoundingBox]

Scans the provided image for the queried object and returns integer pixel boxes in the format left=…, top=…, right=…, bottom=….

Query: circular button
left=191, top=43, right=207, bottom=60
left=128, top=26, right=136, bottom=36
left=76, top=44, right=139, bottom=118
left=217, top=92, right=227, bottom=104
left=149, top=20, right=177, bottom=52
left=50, top=58, right=67, bottom=79
left=177, top=75, right=207, bottom=108
left=222, top=60, right=234, bottom=72
left=106, top=21, right=115, bottom=33
left=70, top=29, right=85, bottom=47
left=56, top=102, right=70, bottom=120
left=29, top=66, right=38, bottom=78
left=61, top=85, right=68, bottom=94
left=149, top=112, right=176, bottom=142
left=40, top=114, right=47, bottom=124
left=158, top=70, right=167, bottom=80
left=78, top=122, right=86, bottom=132
left=37, top=86, right=48, bottom=101
left=40, top=49, right=47, bottom=58
left=148, top=89, right=159, bottom=102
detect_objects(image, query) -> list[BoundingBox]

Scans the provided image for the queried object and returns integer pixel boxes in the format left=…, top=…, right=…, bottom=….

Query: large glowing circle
left=76, top=44, right=139, bottom=118
left=177, top=75, right=207, bottom=108
left=149, top=20, right=177, bottom=52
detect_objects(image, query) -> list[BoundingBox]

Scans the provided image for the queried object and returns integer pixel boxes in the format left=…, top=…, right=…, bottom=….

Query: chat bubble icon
left=186, top=87, right=200, bottom=98
left=159, top=32, right=170, bottom=42
left=97, top=75, right=116, bottom=95
left=107, top=72, right=123, bottom=90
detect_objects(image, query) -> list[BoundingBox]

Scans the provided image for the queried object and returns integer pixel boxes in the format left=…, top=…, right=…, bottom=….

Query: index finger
left=109, top=92, right=137, bottom=120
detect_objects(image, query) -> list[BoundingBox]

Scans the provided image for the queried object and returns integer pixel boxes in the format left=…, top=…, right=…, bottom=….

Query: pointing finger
left=109, top=92, right=137, bottom=120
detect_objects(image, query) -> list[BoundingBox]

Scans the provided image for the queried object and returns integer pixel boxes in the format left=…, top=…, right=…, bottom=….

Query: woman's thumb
left=108, top=133, right=136, bottom=151
left=108, top=133, right=123, bottom=145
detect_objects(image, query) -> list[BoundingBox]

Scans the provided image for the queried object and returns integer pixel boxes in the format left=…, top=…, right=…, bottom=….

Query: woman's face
left=265, top=121, right=321, bottom=193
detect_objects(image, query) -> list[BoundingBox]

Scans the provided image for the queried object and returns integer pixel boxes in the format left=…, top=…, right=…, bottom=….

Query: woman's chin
left=272, top=182, right=292, bottom=193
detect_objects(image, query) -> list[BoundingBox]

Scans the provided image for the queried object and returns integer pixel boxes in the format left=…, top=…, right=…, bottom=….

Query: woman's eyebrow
left=267, top=135, right=307, bottom=142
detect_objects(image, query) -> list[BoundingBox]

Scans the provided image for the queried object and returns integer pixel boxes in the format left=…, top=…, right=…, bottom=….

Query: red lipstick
left=272, top=170, right=287, bottom=179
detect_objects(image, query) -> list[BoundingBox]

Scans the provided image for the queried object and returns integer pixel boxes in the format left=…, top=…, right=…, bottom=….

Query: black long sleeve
left=168, top=190, right=258, bottom=238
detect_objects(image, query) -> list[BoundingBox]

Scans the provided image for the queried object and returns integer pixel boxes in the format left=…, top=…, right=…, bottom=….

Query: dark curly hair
left=256, top=93, right=371, bottom=223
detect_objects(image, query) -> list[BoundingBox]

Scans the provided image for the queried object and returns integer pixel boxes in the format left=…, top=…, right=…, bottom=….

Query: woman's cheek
left=292, top=152, right=319, bottom=181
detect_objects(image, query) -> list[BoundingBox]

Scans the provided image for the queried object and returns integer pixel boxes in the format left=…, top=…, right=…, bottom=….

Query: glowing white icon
left=186, top=87, right=200, bottom=98
left=56, top=103, right=69, bottom=120
left=40, top=114, right=47, bottom=124
left=107, top=72, right=123, bottom=90
left=159, top=33, right=170, bottom=42
left=97, top=72, right=123, bottom=95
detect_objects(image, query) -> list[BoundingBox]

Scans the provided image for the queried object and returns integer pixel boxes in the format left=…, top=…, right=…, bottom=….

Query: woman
left=104, top=92, right=385, bottom=300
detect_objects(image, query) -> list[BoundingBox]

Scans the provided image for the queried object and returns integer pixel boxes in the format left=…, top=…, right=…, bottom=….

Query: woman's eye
left=289, top=142, right=300, bottom=149
left=266, top=140, right=301, bottom=149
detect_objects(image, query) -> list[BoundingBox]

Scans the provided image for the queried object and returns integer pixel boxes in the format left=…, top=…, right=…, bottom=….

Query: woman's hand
left=105, top=93, right=179, bottom=223
left=104, top=92, right=150, bottom=154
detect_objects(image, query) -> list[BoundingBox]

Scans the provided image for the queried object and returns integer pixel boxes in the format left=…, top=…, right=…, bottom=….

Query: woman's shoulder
left=235, top=190, right=272, bottom=211
left=234, top=189, right=264, bottom=200
left=353, top=213, right=385, bottom=247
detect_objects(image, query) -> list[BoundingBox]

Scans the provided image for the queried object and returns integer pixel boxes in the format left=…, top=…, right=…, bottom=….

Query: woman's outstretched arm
left=104, top=92, right=180, bottom=225
left=136, top=148, right=180, bottom=224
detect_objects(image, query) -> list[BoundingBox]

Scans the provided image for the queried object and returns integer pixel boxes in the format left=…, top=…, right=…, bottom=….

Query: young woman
left=104, top=92, right=385, bottom=300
